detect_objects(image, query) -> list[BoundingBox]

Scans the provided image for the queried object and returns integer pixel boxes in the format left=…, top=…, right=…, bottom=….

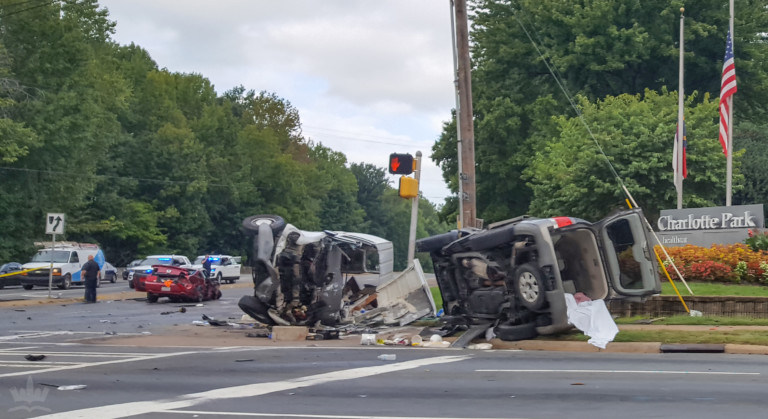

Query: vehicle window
left=193, top=256, right=205, bottom=265
left=603, top=218, right=654, bottom=292
left=70, top=252, right=79, bottom=263
left=142, top=257, right=172, bottom=265
left=31, top=250, right=71, bottom=263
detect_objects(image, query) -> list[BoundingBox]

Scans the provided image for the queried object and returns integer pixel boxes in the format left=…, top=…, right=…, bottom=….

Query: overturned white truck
left=238, top=215, right=435, bottom=327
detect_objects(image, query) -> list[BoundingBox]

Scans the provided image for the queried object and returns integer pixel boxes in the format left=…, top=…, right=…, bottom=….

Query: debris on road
left=202, top=314, right=228, bottom=326
left=57, top=385, right=87, bottom=391
left=24, top=354, right=46, bottom=361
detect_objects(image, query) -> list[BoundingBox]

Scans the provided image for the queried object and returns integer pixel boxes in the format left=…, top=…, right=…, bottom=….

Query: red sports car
left=144, top=265, right=221, bottom=303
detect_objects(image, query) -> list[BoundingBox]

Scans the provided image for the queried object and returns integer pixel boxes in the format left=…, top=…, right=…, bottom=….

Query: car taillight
left=551, top=216, right=573, bottom=228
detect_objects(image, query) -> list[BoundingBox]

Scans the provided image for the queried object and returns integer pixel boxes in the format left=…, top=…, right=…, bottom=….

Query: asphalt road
left=2, top=341, right=768, bottom=419
left=3, top=273, right=768, bottom=418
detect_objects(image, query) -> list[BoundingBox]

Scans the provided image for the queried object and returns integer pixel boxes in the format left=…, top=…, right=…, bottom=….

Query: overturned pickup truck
left=416, top=209, right=661, bottom=341
left=239, top=215, right=435, bottom=327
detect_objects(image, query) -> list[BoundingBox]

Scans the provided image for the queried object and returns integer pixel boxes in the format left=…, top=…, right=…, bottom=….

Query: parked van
left=20, top=244, right=106, bottom=290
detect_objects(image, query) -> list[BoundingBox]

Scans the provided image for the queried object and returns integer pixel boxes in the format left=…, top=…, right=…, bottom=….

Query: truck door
left=596, top=209, right=661, bottom=300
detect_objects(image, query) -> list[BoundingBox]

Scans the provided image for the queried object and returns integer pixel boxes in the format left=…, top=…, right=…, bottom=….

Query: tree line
left=0, top=0, right=448, bottom=269
left=434, top=0, right=768, bottom=224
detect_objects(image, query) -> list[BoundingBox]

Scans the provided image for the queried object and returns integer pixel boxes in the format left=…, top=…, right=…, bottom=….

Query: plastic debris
left=467, top=343, right=493, bottom=350
left=360, top=333, right=376, bottom=345
left=377, top=354, right=396, bottom=361
left=411, top=335, right=423, bottom=346
left=57, top=385, right=87, bottom=391
left=192, top=320, right=208, bottom=326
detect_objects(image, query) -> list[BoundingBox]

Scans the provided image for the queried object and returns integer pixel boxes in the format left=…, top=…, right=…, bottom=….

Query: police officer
left=81, top=254, right=100, bottom=303
left=202, top=254, right=212, bottom=278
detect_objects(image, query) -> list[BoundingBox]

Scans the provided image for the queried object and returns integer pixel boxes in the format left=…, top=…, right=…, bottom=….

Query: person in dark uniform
left=202, top=254, right=212, bottom=278
left=81, top=254, right=100, bottom=303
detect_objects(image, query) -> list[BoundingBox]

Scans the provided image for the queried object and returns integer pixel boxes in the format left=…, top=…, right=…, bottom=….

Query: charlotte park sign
left=656, top=204, right=764, bottom=247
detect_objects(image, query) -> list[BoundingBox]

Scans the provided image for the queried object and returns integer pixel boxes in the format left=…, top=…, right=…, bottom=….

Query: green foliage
left=525, top=90, right=731, bottom=221
left=745, top=229, right=768, bottom=252
left=0, top=1, right=449, bottom=268
left=434, top=0, right=768, bottom=223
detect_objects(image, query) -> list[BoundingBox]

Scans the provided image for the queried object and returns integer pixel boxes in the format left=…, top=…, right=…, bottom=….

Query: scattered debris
left=234, top=359, right=254, bottom=362
left=377, top=354, right=396, bottom=361
left=13, top=309, right=25, bottom=312
left=104, top=331, right=117, bottom=335
left=245, top=330, right=270, bottom=338
left=57, top=385, right=87, bottom=391
left=466, top=343, right=493, bottom=350
left=25, top=354, right=46, bottom=361
left=192, top=320, right=208, bottom=326
left=360, top=333, right=376, bottom=345
left=202, top=314, right=228, bottom=326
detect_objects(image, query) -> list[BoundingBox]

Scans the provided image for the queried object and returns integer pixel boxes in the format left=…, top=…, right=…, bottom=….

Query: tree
left=433, top=0, right=768, bottom=222
left=524, top=89, right=733, bottom=222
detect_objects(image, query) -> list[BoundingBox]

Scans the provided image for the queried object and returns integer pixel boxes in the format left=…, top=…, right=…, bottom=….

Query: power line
left=0, top=0, right=58, bottom=18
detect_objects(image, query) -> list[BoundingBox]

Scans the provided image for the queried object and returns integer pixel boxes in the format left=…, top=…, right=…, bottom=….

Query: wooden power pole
left=454, top=0, right=477, bottom=228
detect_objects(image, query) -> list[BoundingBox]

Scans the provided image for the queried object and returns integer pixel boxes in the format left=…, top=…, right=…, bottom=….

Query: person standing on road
left=202, top=254, right=212, bottom=278
left=81, top=254, right=100, bottom=303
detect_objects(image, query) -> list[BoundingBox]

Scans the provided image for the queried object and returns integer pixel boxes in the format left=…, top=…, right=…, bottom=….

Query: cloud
left=100, top=0, right=456, bottom=204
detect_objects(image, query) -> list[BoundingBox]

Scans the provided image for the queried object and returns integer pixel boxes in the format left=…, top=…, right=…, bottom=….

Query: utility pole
left=453, top=0, right=477, bottom=228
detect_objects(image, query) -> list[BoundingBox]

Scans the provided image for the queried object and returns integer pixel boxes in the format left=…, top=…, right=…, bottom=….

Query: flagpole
left=677, top=8, right=685, bottom=210
left=726, top=0, right=734, bottom=206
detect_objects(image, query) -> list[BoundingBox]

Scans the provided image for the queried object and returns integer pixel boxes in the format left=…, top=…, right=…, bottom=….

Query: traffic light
left=388, top=153, right=414, bottom=175
left=398, top=176, right=418, bottom=199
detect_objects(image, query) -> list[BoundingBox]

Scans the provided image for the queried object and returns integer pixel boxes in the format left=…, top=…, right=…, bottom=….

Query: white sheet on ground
left=564, top=293, right=619, bottom=349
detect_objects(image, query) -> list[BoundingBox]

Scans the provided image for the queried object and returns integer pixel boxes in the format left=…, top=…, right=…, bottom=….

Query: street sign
left=46, top=213, right=65, bottom=235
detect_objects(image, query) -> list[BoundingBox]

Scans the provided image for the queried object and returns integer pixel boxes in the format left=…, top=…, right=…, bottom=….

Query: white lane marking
left=0, top=346, right=39, bottom=351
left=0, top=350, right=199, bottom=378
left=35, top=355, right=470, bottom=419
left=163, top=410, right=516, bottom=419
left=477, top=369, right=760, bottom=375
left=0, top=362, right=82, bottom=367
left=0, top=351, right=160, bottom=357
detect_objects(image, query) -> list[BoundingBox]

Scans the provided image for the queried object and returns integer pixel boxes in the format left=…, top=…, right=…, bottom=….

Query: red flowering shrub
left=656, top=244, right=768, bottom=284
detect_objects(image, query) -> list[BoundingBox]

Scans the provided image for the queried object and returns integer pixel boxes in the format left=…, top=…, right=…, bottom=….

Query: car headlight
left=52, top=268, right=61, bottom=275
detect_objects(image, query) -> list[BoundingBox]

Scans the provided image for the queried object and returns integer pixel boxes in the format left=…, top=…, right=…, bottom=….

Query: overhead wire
left=0, top=0, right=59, bottom=18
left=511, top=5, right=693, bottom=296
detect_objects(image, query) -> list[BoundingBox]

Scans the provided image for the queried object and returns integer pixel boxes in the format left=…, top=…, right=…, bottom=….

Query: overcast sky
left=99, top=0, right=456, bottom=205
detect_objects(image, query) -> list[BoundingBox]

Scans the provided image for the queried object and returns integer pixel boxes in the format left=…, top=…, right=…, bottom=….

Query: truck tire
left=513, top=263, right=546, bottom=310
left=494, top=322, right=538, bottom=341
left=242, top=214, right=286, bottom=236
left=58, top=274, right=71, bottom=290
left=238, top=295, right=275, bottom=325
left=23, top=284, right=33, bottom=290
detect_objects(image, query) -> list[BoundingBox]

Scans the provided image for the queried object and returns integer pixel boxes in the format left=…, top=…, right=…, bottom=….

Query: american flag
left=673, top=120, right=687, bottom=192
left=719, top=30, right=737, bottom=156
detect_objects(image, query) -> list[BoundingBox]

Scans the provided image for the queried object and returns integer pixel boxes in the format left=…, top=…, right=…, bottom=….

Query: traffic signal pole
left=407, top=151, right=422, bottom=266
left=454, top=0, right=477, bottom=228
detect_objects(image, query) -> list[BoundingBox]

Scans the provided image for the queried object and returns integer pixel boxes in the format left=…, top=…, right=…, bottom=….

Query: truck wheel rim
left=518, top=272, right=539, bottom=303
